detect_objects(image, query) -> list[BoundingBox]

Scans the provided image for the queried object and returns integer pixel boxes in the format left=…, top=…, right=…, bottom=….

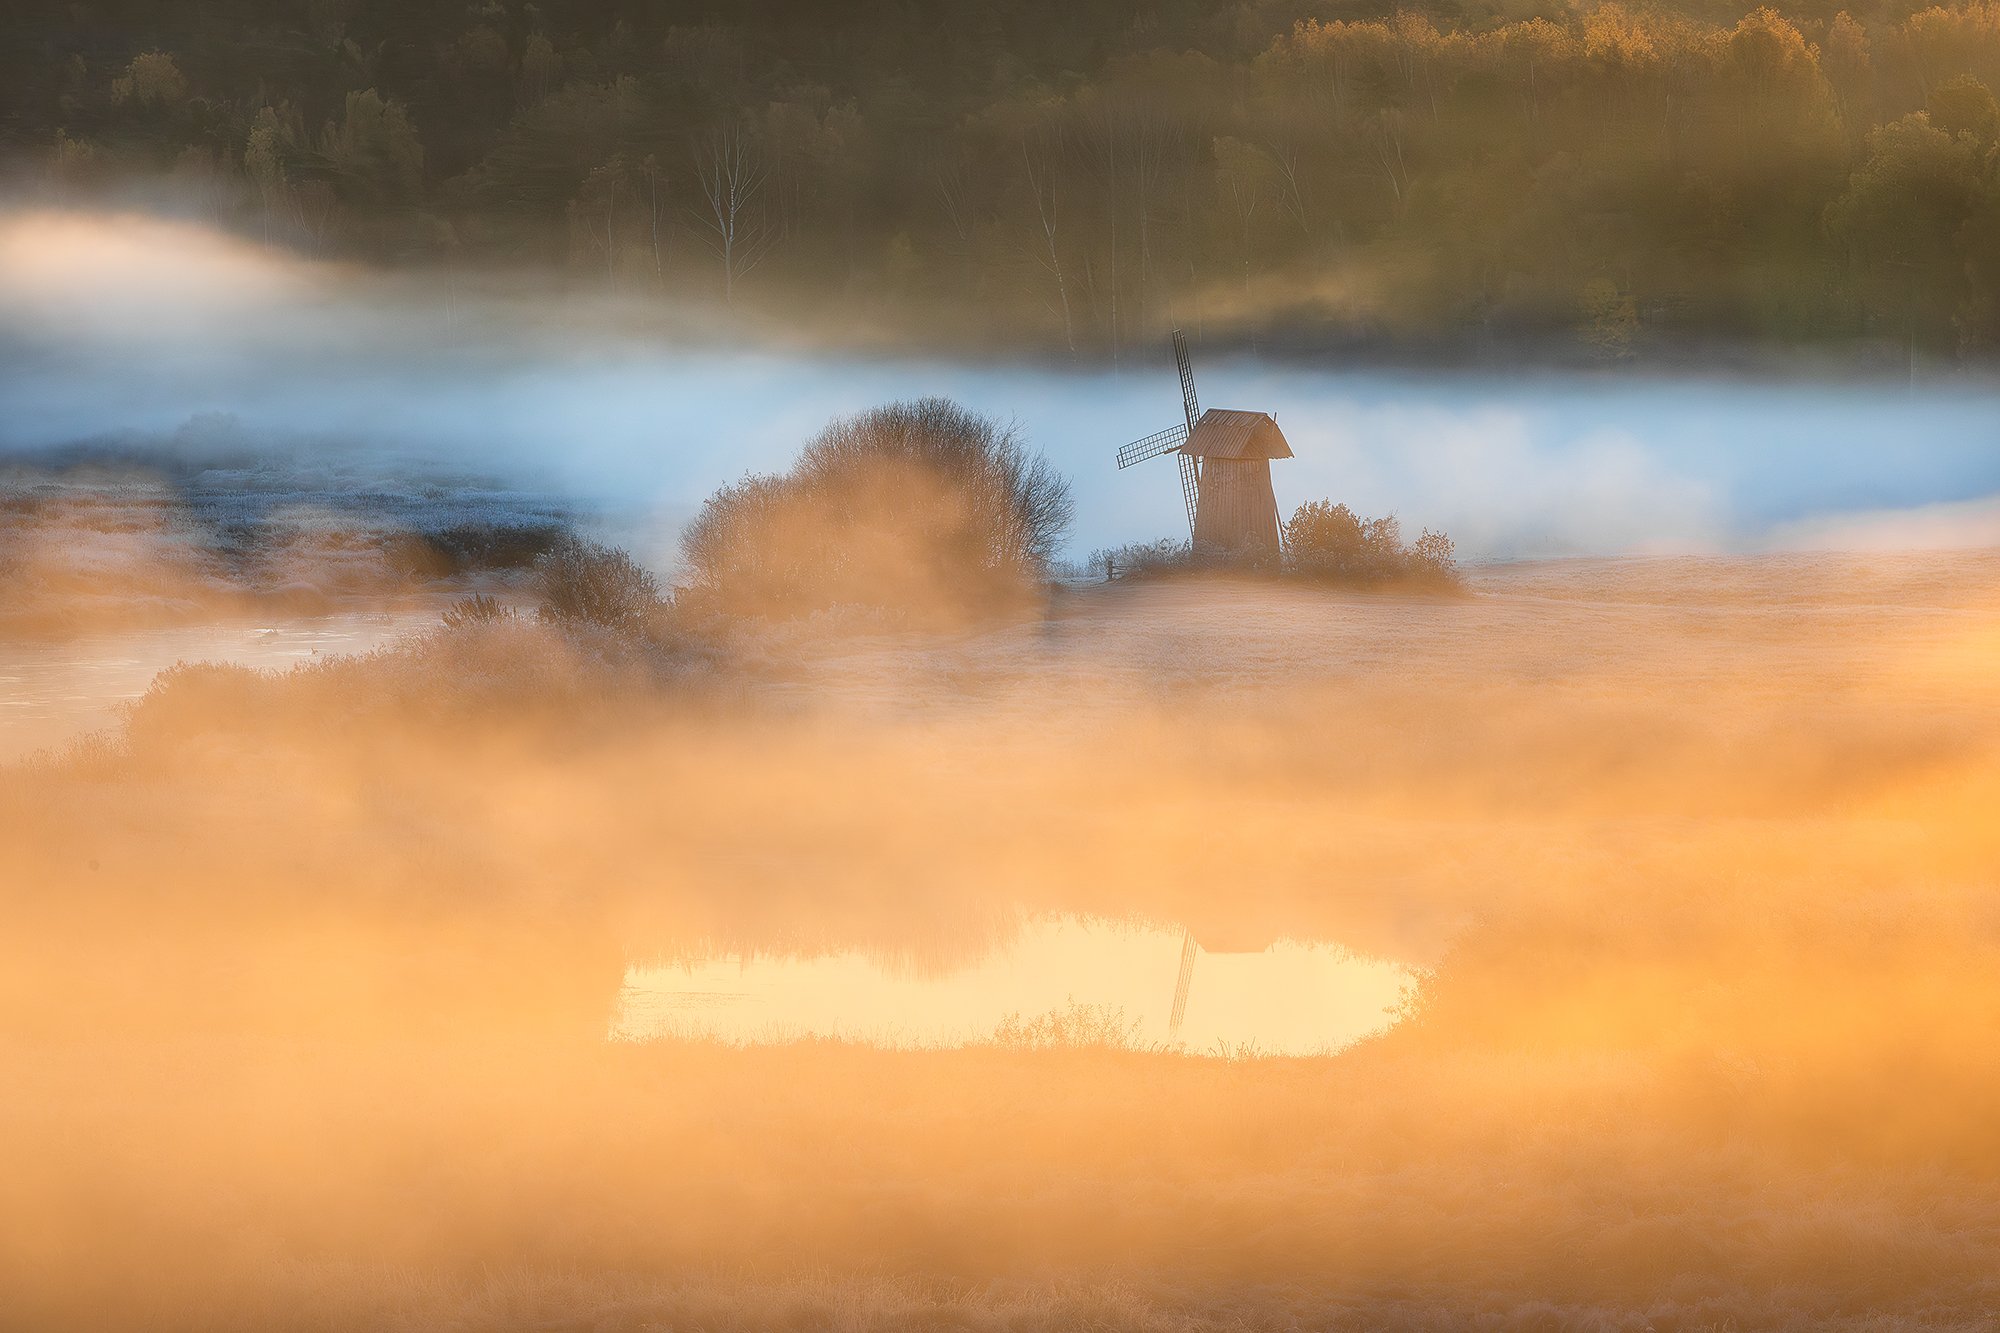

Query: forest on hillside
left=12, top=0, right=2000, bottom=361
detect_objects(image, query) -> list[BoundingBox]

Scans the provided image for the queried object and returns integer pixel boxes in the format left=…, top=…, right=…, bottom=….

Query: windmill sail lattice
left=1115, top=330, right=1294, bottom=560
left=1167, top=929, right=1197, bottom=1037
left=1174, top=328, right=1200, bottom=429
left=1173, top=329, right=1202, bottom=533
left=1115, top=423, right=1188, bottom=469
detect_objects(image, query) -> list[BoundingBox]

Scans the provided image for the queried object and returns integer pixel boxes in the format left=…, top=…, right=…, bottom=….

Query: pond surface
left=614, top=915, right=1415, bottom=1056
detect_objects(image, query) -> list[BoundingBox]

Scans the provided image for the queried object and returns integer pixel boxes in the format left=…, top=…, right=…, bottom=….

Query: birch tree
left=693, top=125, right=771, bottom=303
left=1020, top=130, right=1076, bottom=356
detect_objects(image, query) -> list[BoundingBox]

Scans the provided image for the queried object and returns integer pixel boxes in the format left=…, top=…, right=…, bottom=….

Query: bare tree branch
left=691, top=126, right=773, bottom=304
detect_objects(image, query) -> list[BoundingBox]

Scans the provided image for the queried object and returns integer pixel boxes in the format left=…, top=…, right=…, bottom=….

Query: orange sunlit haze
left=6, top=3, right=2000, bottom=1331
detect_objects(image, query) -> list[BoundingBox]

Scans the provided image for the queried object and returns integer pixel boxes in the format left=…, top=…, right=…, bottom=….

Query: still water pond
left=614, top=915, right=1415, bottom=1056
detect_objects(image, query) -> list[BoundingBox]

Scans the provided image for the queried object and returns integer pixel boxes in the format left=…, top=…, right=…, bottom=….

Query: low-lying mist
left=0, top=428, right=571, bottom=639
left=7, top=543, right=2000, bottom=1328
left=7, top=207, right=2000, bottom=569
left=7, top=205, right=2000, bottom=1333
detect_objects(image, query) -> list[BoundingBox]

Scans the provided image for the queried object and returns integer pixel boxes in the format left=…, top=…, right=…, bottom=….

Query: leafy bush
left=679, top=398, right=1073, bottom=621
left=1283, top=501, right=1459, bottom=587
left=1407, top=527, right=1458, bottom=581
left=532, top=534, right=663, bottom=630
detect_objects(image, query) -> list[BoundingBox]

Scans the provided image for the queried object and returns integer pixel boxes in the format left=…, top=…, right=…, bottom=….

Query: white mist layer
left=5, top=208, right=1999, bottom=563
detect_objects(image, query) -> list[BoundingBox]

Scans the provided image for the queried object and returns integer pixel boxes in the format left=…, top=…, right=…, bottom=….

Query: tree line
left=16, top=0, right=2000, bottom=359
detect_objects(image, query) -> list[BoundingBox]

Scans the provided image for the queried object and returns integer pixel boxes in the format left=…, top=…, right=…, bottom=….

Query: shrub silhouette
left=439, top=592, right=514, bottom=629
left=533, top=535, right=663, bottom=630
left=425, top=522, right=568, bottom=575
left=1095, top=507, right=1457, bottom=588
left=680, top=398, right=1073, bottom=622
left=1090, top=538, right=1195, bottom=580
left=1284, top=501, right=1458, bottom=587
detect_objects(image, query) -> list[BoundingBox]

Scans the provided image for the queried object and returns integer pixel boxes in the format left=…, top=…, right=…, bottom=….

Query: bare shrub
left=1284, top=501, right=1459, bottom=588
left=679, top=398, right=1073, bottom=622
left=424, top=521, right=568, bottom=574
left=440, top=592, right=514, bottom=630
left=118, top=661, right=275, bottom=751
left=1090, top=538, right=1195, bottom=581
left=533, top=534, right=663, bottom=630
left=118, top=615, right=693, bottom=758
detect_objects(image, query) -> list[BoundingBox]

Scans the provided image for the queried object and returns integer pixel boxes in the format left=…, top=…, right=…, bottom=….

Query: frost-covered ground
left=0, top=440, right=571, bottom=627
left=750, top=550, right=2000, bottom=719
left=13, top=544, right=1994, bottom=767
left=0, top=444, right=580, bottom=755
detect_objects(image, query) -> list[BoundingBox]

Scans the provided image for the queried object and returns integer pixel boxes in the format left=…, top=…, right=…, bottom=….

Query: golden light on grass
left=5, top=550, right=1999, bottom=1328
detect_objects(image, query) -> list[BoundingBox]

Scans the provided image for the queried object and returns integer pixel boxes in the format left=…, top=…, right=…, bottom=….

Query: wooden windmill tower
left=1116, top=330, right=1293, bottom=563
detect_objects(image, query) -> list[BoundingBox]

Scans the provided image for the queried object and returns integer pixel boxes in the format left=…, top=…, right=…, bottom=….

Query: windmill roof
left=1183, top=409, right=1293, bottom=460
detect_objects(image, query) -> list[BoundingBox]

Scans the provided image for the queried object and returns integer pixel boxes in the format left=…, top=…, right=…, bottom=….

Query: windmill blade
left=1178, top=452, right=1200, bottom=541
left=1167, top=928, right=1197, bottom=1037
left=1172, top=327, right=1200, bottom=431
left=1116, top=422, right=1188, bottom=469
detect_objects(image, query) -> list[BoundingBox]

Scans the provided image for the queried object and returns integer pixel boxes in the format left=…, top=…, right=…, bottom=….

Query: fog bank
left=5, top=208, right=2000, bottom=565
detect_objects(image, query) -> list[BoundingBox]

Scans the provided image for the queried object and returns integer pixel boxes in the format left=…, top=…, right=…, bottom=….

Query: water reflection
left=614, top=916, right=1415, bottom=1056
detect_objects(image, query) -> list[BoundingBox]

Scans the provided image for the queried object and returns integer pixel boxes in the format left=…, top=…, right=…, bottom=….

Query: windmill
left=1165, top=923, right=1278, bottom=1044
left=1116, top=330, right=1294, bottom=564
